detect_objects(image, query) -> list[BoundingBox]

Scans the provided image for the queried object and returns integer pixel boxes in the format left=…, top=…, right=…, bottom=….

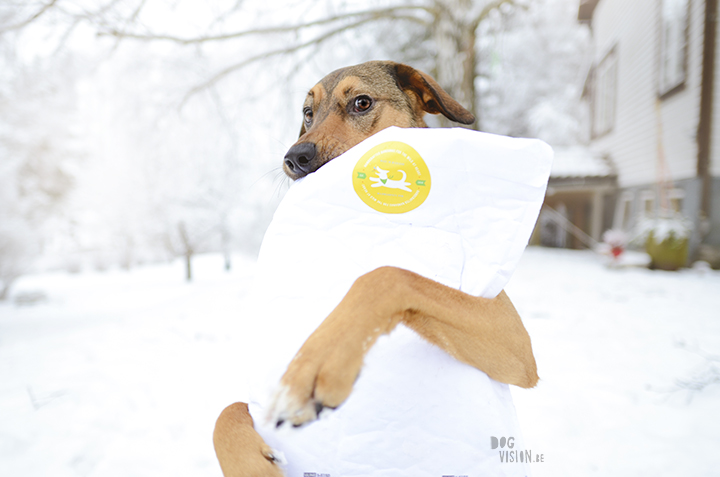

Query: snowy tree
left=62, top=46, right=262, bottom=278
left=477, top=0, right=592, bottom=143
left=0, top=37, right=82, bottom=298
left=1, top=0, right=523, bottom=119
left=75, top=0, right=587, bottom=139
left=0, top=0, right=591, bottom=281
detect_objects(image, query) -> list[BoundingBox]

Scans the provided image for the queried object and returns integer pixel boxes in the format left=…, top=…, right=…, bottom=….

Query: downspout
left=697, top=0, right=717, bottom=231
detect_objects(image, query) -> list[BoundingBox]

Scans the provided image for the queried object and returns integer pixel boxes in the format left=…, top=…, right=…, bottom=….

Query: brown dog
left=214, top=61, right=538, bottom=477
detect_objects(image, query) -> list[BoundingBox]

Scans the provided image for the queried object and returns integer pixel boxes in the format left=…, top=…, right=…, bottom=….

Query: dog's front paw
left=267, top=384, right=327, bottom=428
left=267, top=328, right=367, bottom=427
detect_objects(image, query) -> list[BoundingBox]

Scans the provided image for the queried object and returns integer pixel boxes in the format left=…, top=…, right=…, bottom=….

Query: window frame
left=592, top=46, right=619, bottom=138
left=614, top=191, right=634, bottom=230
left=658, top=0, right=690, bottom=99
left=667, top=188, right=685, bottom=214
left=640, top=190, right=656, bottom=216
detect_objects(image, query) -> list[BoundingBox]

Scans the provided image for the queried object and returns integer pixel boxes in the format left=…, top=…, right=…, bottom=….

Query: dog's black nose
left=284, top=142, right=317, bottom=178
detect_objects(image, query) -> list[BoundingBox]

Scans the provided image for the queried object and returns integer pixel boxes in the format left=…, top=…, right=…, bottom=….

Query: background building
left=577, top=0, right=720, bottom=263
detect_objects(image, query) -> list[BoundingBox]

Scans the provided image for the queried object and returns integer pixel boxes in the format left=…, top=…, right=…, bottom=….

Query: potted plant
left=637, top=214, right=692, bottom=271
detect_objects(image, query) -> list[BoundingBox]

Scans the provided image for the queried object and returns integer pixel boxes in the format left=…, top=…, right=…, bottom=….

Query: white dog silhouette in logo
left=369, top=166, right=413, bottom=192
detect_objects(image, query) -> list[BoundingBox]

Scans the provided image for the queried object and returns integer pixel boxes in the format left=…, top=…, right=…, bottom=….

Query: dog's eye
left=353, top=96, right=373, bottom=113
left=303, top=108, right=313, bottom=125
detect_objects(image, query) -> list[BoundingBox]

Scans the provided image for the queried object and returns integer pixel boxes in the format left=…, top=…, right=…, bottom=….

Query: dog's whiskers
left=269, top=169, right=291, bottom=198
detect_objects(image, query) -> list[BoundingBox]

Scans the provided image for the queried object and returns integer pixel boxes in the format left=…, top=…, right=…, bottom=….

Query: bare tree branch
left=208, top=0, right=248, bottom=29
left=99, top=5, right=432, bottom=44
left=127, top=0, right=148, bottom=24
left=0, top=0, right=58, bottom=34
left=104, top=0, right=149, bottom=51
left=54, top=0, right=125, bottom=30
left=470, top=0, right=517, bottom=30
left=178, top=13, right=427, bottom=107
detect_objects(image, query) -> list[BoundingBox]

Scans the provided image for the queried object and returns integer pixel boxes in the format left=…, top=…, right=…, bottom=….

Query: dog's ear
left=394, top=63, right=475, bottom=125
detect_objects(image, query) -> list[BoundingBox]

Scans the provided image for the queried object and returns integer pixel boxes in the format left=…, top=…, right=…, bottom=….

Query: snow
left=550, top=146, right=614, bottom=178
left=507, top=248, right=720, bottom=476
left=637, top=215, right=693, bottom=242
left=1, top=247, right=719, bottom=476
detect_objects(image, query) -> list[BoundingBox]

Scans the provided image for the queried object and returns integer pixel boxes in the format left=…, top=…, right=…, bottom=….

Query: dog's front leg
left=269, top=266, right=538, bottom=427
left=214, top=402, right=285, bottom=477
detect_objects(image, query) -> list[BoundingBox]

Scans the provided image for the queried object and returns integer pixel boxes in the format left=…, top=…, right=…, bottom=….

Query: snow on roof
left=550, top=146, right=615, bottom=178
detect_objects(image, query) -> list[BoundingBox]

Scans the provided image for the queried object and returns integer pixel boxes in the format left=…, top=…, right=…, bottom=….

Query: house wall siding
left=665, top=0, right=704, bottom=179
left=712, top=0, right=720, bottom=177
left=619, top=176, right=720, bottom=246
left=590, top=0, right=703, bottom=188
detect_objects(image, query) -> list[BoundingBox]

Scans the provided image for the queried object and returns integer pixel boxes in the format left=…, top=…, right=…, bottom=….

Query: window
left=667, top=188, right=685, bottom=213
left=614, top=192, right=633, bottom=230
left=659, top=0, right=689, bottom=96
left=593, top=47, right=618, bottom=137
left=640, top=190, right=656, bottom=216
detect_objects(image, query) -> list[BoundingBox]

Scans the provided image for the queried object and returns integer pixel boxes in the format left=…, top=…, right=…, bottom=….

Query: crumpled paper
left=242, top=126, right=552, bottom=477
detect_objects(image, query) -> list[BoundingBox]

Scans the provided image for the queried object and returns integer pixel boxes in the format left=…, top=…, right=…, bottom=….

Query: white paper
left=242, top=127, right=552, bottom=477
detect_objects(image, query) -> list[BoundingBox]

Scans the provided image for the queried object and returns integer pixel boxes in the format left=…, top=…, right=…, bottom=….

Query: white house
left=576, top=0, right=720, bottom=263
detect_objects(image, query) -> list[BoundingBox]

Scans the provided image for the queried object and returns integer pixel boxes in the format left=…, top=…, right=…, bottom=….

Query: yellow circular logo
left=352, top=141, right=431, bottom=214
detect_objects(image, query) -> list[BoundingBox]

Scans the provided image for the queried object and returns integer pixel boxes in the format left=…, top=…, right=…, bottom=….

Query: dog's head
left=283, top=61, right=475, bottom=180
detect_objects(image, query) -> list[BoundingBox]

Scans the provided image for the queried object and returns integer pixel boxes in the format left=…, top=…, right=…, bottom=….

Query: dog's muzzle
left=284, top=142, right=317, bottom=178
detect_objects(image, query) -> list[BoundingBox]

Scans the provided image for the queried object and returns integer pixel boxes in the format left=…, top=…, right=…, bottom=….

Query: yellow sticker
left=352, top=141, right=431, bottom=214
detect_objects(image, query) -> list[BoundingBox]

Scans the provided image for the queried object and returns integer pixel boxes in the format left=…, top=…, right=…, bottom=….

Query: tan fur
left=213, top=403, right=284, bottom=477
left=276, top=269, right=538, bottom=426
left=214, top=61, right=538, bottom=477
left=283, top=61, right=473, bottom=180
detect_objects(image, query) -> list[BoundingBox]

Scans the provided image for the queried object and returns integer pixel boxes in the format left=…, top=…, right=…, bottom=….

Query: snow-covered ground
left=1, top=247, right=718, bottom=476
left=506, top=249, right=720, bottom=476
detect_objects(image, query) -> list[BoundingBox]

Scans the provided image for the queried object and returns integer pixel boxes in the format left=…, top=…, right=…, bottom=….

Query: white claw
left=267, top=384, right=318, bottom=427
left=267, top=449, right=287, bottom=466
